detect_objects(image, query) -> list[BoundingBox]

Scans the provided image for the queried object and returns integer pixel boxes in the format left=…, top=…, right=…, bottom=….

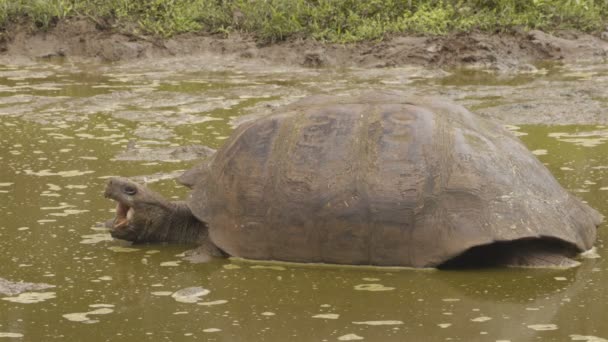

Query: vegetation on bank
left=0, top=0, right=607, bottom=43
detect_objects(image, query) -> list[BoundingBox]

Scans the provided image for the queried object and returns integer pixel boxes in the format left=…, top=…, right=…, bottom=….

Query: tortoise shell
left=183, top=91, right=601, bottom=267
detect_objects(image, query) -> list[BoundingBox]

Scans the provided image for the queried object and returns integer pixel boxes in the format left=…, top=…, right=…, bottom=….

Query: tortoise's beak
left=113, top=202, right=132, bottom=229
left=103, top=178, right=135, bottom=230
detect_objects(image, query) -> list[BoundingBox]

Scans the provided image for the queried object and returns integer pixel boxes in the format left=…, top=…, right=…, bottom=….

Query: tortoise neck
left=159, top=201, right=208, bottom=244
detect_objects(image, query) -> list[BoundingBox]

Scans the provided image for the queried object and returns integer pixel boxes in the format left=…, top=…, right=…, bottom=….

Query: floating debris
left=0, top=278, right=55, bottom=296
left=0, top=332, right=24, bottom=338
left=160, top=261, right=181, bottom=267
left=504, top=125, right=527, bottom=136
left=24, top=169, right=94, bottom=177
left=222, top=264, right=241, bottom=270
left=80, top=233, right=112, bottom=244
left=352, top=320, right=403, bottom=326
left=353, top=284, right=395, bottom=292
left=198, top=300, right=228, bottom=306
left=527, top=324, right=558, bottom=331
left=171, top=287, right=210, bottom=303
left=46, top=184, right=61, bottom=191
left=313, top=314, right=340, bottom=319
left=250, top=265, right=286, bottom=271
left=570, top=335, right=608, bottom=342
left=2, top=292, right=56, bottom=304
left=471, top=316, right=492, bottom=322
left=63, top=305, right=115, bottom=323
left=108, top=246, right=139, bottom=253
left=338, top=333, right=364, bottom=341
left=548, top=130, right=608, bottom=148
left=49, top=209, right=90, bottom=217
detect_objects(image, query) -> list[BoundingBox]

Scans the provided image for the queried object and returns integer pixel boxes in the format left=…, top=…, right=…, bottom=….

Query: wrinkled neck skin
left=104, top=177, right=225, bottom=258
left=129, top=200, right=206, bottom=244
left=110, top=197, right=206, bottom=244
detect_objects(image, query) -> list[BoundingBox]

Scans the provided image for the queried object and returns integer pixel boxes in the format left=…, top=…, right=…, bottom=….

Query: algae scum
left=0, top=58, right=607, bottom=341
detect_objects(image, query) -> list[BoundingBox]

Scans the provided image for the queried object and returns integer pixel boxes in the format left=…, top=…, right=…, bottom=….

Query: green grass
left=1, top=0, right=607, bottom=43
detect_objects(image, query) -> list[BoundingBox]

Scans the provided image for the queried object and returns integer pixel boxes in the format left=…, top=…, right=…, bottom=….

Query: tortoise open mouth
left=113, top=202, right=134, bottom=229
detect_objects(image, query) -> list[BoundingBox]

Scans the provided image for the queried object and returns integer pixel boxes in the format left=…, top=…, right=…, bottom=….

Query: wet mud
left=2, top=19, right=608, bottom=71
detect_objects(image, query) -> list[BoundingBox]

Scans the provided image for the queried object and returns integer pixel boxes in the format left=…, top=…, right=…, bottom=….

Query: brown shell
left=185, top=91, right=602, bottom=267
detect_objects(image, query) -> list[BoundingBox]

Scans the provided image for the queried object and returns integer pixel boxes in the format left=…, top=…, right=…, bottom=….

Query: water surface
left=0, top=59, right=606, bottom=341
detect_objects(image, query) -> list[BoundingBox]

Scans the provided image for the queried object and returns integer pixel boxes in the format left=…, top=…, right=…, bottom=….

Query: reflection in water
left=0, top=60, right=606, bottom=341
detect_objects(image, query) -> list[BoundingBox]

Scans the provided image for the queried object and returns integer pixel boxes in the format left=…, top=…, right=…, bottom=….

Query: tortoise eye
left=124, top=185, right=137, bottom=196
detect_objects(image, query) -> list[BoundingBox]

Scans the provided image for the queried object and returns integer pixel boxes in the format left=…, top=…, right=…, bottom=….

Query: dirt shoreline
left=2, top=19, right=608, bottom=69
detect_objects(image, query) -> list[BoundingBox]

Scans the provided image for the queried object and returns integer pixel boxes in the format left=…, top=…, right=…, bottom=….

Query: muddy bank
left=2, top=19, right=608, bottom=70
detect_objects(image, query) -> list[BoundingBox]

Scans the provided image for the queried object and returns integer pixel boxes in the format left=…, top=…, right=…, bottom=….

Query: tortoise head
left=104, top=177, right=183, bottom=243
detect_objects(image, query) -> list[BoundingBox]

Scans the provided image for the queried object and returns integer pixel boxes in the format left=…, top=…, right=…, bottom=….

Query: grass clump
left=0, top=0, right=607, bottom=42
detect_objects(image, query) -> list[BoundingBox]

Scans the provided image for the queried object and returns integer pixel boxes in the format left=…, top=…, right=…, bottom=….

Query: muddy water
left=0, top=59, right=607, bottom=342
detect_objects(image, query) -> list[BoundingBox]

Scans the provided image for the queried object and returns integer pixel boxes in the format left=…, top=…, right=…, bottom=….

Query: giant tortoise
left=104, top=91, right=603, bottom=268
